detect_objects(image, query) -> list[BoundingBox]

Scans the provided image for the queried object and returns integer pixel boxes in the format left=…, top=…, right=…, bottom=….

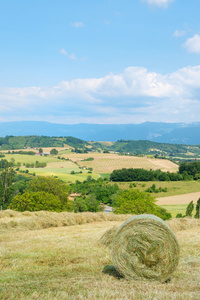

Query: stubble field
left=65, top=153, right=179, bottom=174
left=0, top=212, right=200, bottom=300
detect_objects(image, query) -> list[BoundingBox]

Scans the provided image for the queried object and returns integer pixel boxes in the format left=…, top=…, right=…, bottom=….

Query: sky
left=0, top=0, right=200, bottom=124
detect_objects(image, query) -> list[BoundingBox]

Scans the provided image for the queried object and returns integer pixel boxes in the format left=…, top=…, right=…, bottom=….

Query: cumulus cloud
left=184, top=34, right=200, bottom=53
left=142, top=0, right=174, bottom=8
left=1, top=65, right=200, bottom=123
left=71, top=22, right=85, bottom=28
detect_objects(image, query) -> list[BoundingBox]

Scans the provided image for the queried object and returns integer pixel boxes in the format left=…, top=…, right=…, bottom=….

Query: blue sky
left=1, top=0, right=200, bottom=124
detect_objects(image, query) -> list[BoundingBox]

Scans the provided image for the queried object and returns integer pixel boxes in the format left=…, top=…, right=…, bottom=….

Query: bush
left=113, top=189, right=171, bottom=220
left=9, top=191, right=63, bottom=212
left=176, top=213, right=184, bottom=218
left=25, top=176, right=70, bottom=211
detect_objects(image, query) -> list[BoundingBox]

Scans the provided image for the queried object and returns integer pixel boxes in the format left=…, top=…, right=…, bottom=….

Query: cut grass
left=0, top=217, right=200, bottom=299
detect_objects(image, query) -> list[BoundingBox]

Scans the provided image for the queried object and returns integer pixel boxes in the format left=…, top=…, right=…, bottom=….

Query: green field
left=117, top=180, right=200, bottom=198
left=3, top=154, right=99, bottom=182
left=3, top=154, right=59, bottom=164
left=27, top=168, right=100, bottom=182
left=159, top=204, right=188, bottom=218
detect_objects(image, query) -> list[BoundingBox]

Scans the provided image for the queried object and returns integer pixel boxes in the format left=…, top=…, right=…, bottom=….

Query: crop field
left=64, top=153, right=179, bottom=174
left=0, top=212, right=200, bottom=300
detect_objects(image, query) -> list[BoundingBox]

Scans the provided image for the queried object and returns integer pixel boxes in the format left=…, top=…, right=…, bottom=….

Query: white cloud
left=60, top=49, right=80, bottom=60
left=184, top=34, right=200, bottom=54
left=142, top=0, right=174, bottom=8
left=71, top=22, right=85, bottom=28
left=1, top=65, right=200, bottom=123
left=69, top=53, right=78, bottom=60
left=60, top=48, right=68, bottom=56
left=173, top=30, right=186, bottom=38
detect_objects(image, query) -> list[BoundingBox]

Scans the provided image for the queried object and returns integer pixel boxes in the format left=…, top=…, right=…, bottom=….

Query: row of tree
left=110, top=161, right=200, bottom=182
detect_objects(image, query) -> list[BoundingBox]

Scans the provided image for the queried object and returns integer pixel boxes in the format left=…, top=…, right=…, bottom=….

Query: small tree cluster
left=9, top=177, right=71, bottom=212
left=113, top=189, right=171, bottom=220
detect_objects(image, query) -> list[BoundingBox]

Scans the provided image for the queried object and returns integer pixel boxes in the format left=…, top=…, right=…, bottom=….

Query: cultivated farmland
left=63, top=153, right=179, bottom=174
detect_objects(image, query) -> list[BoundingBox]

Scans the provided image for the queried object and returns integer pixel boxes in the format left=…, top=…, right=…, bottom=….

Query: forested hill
left=1, top=121, right=200, bottom=144
left=0, top=135, right=200, bottom=158
left=0, top=136, right=89, bottom=150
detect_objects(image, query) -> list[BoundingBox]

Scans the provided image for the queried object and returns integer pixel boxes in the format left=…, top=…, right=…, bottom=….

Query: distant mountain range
left=0, top=121, right=200, bottom=144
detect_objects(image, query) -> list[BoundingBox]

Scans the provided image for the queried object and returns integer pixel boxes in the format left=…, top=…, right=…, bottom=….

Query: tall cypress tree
left=186, top=200, right=194, bottom=217
left=194, top=198, right=200, bottom=219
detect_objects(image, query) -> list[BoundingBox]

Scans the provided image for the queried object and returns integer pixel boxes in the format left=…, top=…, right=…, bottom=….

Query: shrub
left=9, top=191, right=63, bottom=212
left=113, top=189, right=171, bottom=220
left=176, top=213, right=184, bottom=218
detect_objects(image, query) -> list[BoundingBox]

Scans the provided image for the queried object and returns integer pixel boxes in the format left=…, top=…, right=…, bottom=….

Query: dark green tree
left=50, top=148, right=58, bottom=155
left=73, top=196, right=88, bottom=213
left=0, top=164, right=15, bottom=209
left=194, top=198, right=200, bottom=218
left=185, top=200, right=194, bottom=217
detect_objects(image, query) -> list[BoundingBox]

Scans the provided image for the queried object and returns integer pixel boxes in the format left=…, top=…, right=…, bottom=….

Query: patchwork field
left=1, top=151, right=180, bottom=184
left=0, top=211, right=199, bottom=300
left=2, top=153, right=99, bottom=182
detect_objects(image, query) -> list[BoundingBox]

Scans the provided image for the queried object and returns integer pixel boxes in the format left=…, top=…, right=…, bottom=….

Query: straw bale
left=112, top=214, right=180, bottom=282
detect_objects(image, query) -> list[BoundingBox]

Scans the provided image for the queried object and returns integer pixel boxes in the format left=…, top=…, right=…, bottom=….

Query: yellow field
left=0, top=212, right=200, bottom=299
left=62, top=153, right=179, bottom=173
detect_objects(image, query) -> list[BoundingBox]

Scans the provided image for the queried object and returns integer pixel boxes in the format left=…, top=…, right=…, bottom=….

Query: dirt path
left=156, top=192, right=200, bottom=205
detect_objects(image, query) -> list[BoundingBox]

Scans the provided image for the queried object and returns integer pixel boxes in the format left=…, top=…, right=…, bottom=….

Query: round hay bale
left=112, top=214, right=180, bottom=282
left=100, top=225, right=119, bottom=248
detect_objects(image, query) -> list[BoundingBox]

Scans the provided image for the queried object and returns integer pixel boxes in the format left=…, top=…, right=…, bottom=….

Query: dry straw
left=0, top=210, right=132, bottom=231
left=111, top=214, right=180, bottom=282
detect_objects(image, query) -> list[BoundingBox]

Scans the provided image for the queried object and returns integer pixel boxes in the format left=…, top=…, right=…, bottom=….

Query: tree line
left=110, top=161, right=200, bottom=182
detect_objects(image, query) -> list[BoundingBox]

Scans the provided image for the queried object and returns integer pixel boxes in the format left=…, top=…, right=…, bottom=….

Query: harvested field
left=0, top=210, right=132, bottom=232
left=156, top=192, right=200, bottom=205
left=0, top=214, right=200, bottom=299
left=64, top=153, right=178, bottom=174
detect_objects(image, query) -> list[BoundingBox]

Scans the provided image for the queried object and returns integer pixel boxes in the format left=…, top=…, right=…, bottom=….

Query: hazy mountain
left=0, top=121, right=200, bottom=144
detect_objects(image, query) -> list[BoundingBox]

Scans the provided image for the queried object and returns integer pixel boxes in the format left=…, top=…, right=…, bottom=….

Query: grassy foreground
left=0, top=212, right=200, bottom=299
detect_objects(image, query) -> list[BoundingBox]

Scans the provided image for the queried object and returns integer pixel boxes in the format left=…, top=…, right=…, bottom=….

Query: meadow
left=0, top=211, right=200, bottom=299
